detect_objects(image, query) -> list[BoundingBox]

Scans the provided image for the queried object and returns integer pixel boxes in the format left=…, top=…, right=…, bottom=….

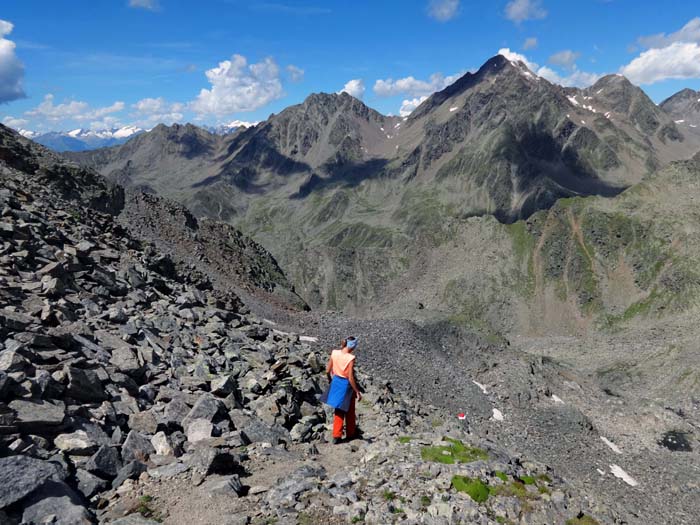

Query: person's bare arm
left=347, top=360, right=362, bottom=400
left=325, top=356, right=333, bottom=381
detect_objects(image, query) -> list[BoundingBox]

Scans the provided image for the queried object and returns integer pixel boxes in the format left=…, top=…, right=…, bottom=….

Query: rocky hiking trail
left=0, top=123, right=695, bottom=524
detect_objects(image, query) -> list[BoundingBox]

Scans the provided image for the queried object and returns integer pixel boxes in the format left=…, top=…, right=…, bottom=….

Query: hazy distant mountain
left=30, top=126, right=145, bottom=152
left=202, top=120, right=259, bottom=135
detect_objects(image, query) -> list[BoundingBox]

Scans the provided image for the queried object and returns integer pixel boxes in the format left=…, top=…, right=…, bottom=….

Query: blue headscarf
left=346, top=337, right=358, bottom=349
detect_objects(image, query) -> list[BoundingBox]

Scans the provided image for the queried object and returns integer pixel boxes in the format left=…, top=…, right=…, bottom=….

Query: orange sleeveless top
left=331, top=349, right=355, bottom=379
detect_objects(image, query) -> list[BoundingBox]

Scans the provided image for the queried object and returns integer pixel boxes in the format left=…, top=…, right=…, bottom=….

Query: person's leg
left=333, top=409, right=345, bottom=439
left=345, top=395, right=356, bottom=438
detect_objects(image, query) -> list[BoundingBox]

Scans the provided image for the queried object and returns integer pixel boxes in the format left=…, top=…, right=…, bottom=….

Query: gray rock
left=181, top=394, right=225, bottom=430
left=121, top=430, right=155, bottom=463
left=8, top=398, right=65, bottom=432
left=147, top=462, right=189, bottom=480
left=0, top=309, right=34, bottom=331
left=129, top=410, right=158, bottom=434
left=162, top=396, right=190, bottom=428
left=110, top=345, right=143, bottom=378
left=240, top=419, right=290, bottom=445
left=76, top=468, right=109, bottom=499
left=186, top=444, right=237, bottom=475
left=64, top=366, right=107, bottom=402
left=85, top=445, right=122, bottom=479
left=201, top=474, right=245, bottom=497
left=21, top=480, right=95, bottom=525
left=0, top=349, right=30, bottom=372
left=112, top=460, right=147, bottom=489
left=0, top=455, right=65, bottom=508
left=210, top=375, right=237, bottom=397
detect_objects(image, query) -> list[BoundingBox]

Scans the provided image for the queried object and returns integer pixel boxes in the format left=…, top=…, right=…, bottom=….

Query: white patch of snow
left=597, top=468, right=605, bottom=476
left=675, top=120, right=685, bottom=124
left=449, top=106, right=459, bottom=112
left=67, top=128, right=83, bottom=137
left=581, top=120, right=586, bottom=125
left=472, top=381, right=488, bottom=394
left=394, top=123, right=401, bottom=129
left=596, top=89, right=604, bottom=94
left=299, top=336, right=318, bottom=343
left=262, top=318, right=277, bottom=325
left=691, top=124, right=698, bottom=128
left=272, top=329, right=290, bottom=337
left=113, top=125, right=143, bottom=139
left=609, top=465, right=638, bottom=486
left=601, top=436, right=622, bottom=454
left=18, top=129, right=37, bottom=138
left=552, top=395, right=564, bottom=404
left=402, top=117, right=408, bottom=121
left=566, top=114, right=570, bottom=118
left=582, top=104, right=598, bottom=113
left=567, top=96, right=580, bottom=107
left=491, top=408, right=504, bottom=421
left=604, top=111, right=612, bottom=119
left=380, top=127, right=384, bottom=131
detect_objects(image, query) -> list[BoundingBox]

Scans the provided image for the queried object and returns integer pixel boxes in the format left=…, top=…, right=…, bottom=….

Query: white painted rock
left=491, top=408, right=504, bottom=421
left=472, top=381, right=488, bottom=394
left=600, top=436, right=622, bottom=454
left=609, top=464, right=638, bottom=486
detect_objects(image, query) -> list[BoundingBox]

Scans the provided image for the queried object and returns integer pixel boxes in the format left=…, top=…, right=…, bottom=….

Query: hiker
left=322, top=336, right=362, bottom=444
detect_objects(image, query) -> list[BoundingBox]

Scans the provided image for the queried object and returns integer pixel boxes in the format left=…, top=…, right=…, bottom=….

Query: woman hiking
left=322, top=336, right=362, bottom=444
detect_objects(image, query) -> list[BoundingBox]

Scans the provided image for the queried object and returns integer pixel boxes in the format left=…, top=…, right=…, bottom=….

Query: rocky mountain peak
left=660, top=88, right=700, bottom=125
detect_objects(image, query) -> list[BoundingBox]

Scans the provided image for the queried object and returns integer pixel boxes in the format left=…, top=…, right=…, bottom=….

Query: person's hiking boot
left=346, top=429, right=364, bottom=441
left=332, top=437, right=341, bottom=445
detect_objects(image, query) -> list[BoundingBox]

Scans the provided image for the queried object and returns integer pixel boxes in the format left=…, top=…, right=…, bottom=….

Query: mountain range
left=66, top=54, right=700, bottom=318
left=16, top=121, right=256, bottom=153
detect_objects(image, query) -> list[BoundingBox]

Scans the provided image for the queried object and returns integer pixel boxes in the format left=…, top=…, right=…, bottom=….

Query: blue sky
left=1, top=0, right=700, bottom=133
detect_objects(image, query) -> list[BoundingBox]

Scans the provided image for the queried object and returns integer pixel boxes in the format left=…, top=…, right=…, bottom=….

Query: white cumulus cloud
left=0, top=19, right=26, bottom=103
left=498, top=48, right=600, bottom=87
left=374, top=71, right=463, bottom=98
left=637, top=17, right=700, bottom=48
left=25, top=94, right=125, bottom=122
left=620, top=42, right=700, bottom=85
left=620, top=18, right=700, bottom=85
left=497, top=48, right=538, bottom=70
left=131, top=97, right=184, bottom=126
left=191, top=54, right=284, bottom=116
left=505, top=0, right=547, bottom=24
left=399, top=96, right=428, bottom=117
left=2, top=116, right=28, bottom=129
left=427, top=0, right=460, bottom=22
left=338, top=79, right=365, bottom=99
